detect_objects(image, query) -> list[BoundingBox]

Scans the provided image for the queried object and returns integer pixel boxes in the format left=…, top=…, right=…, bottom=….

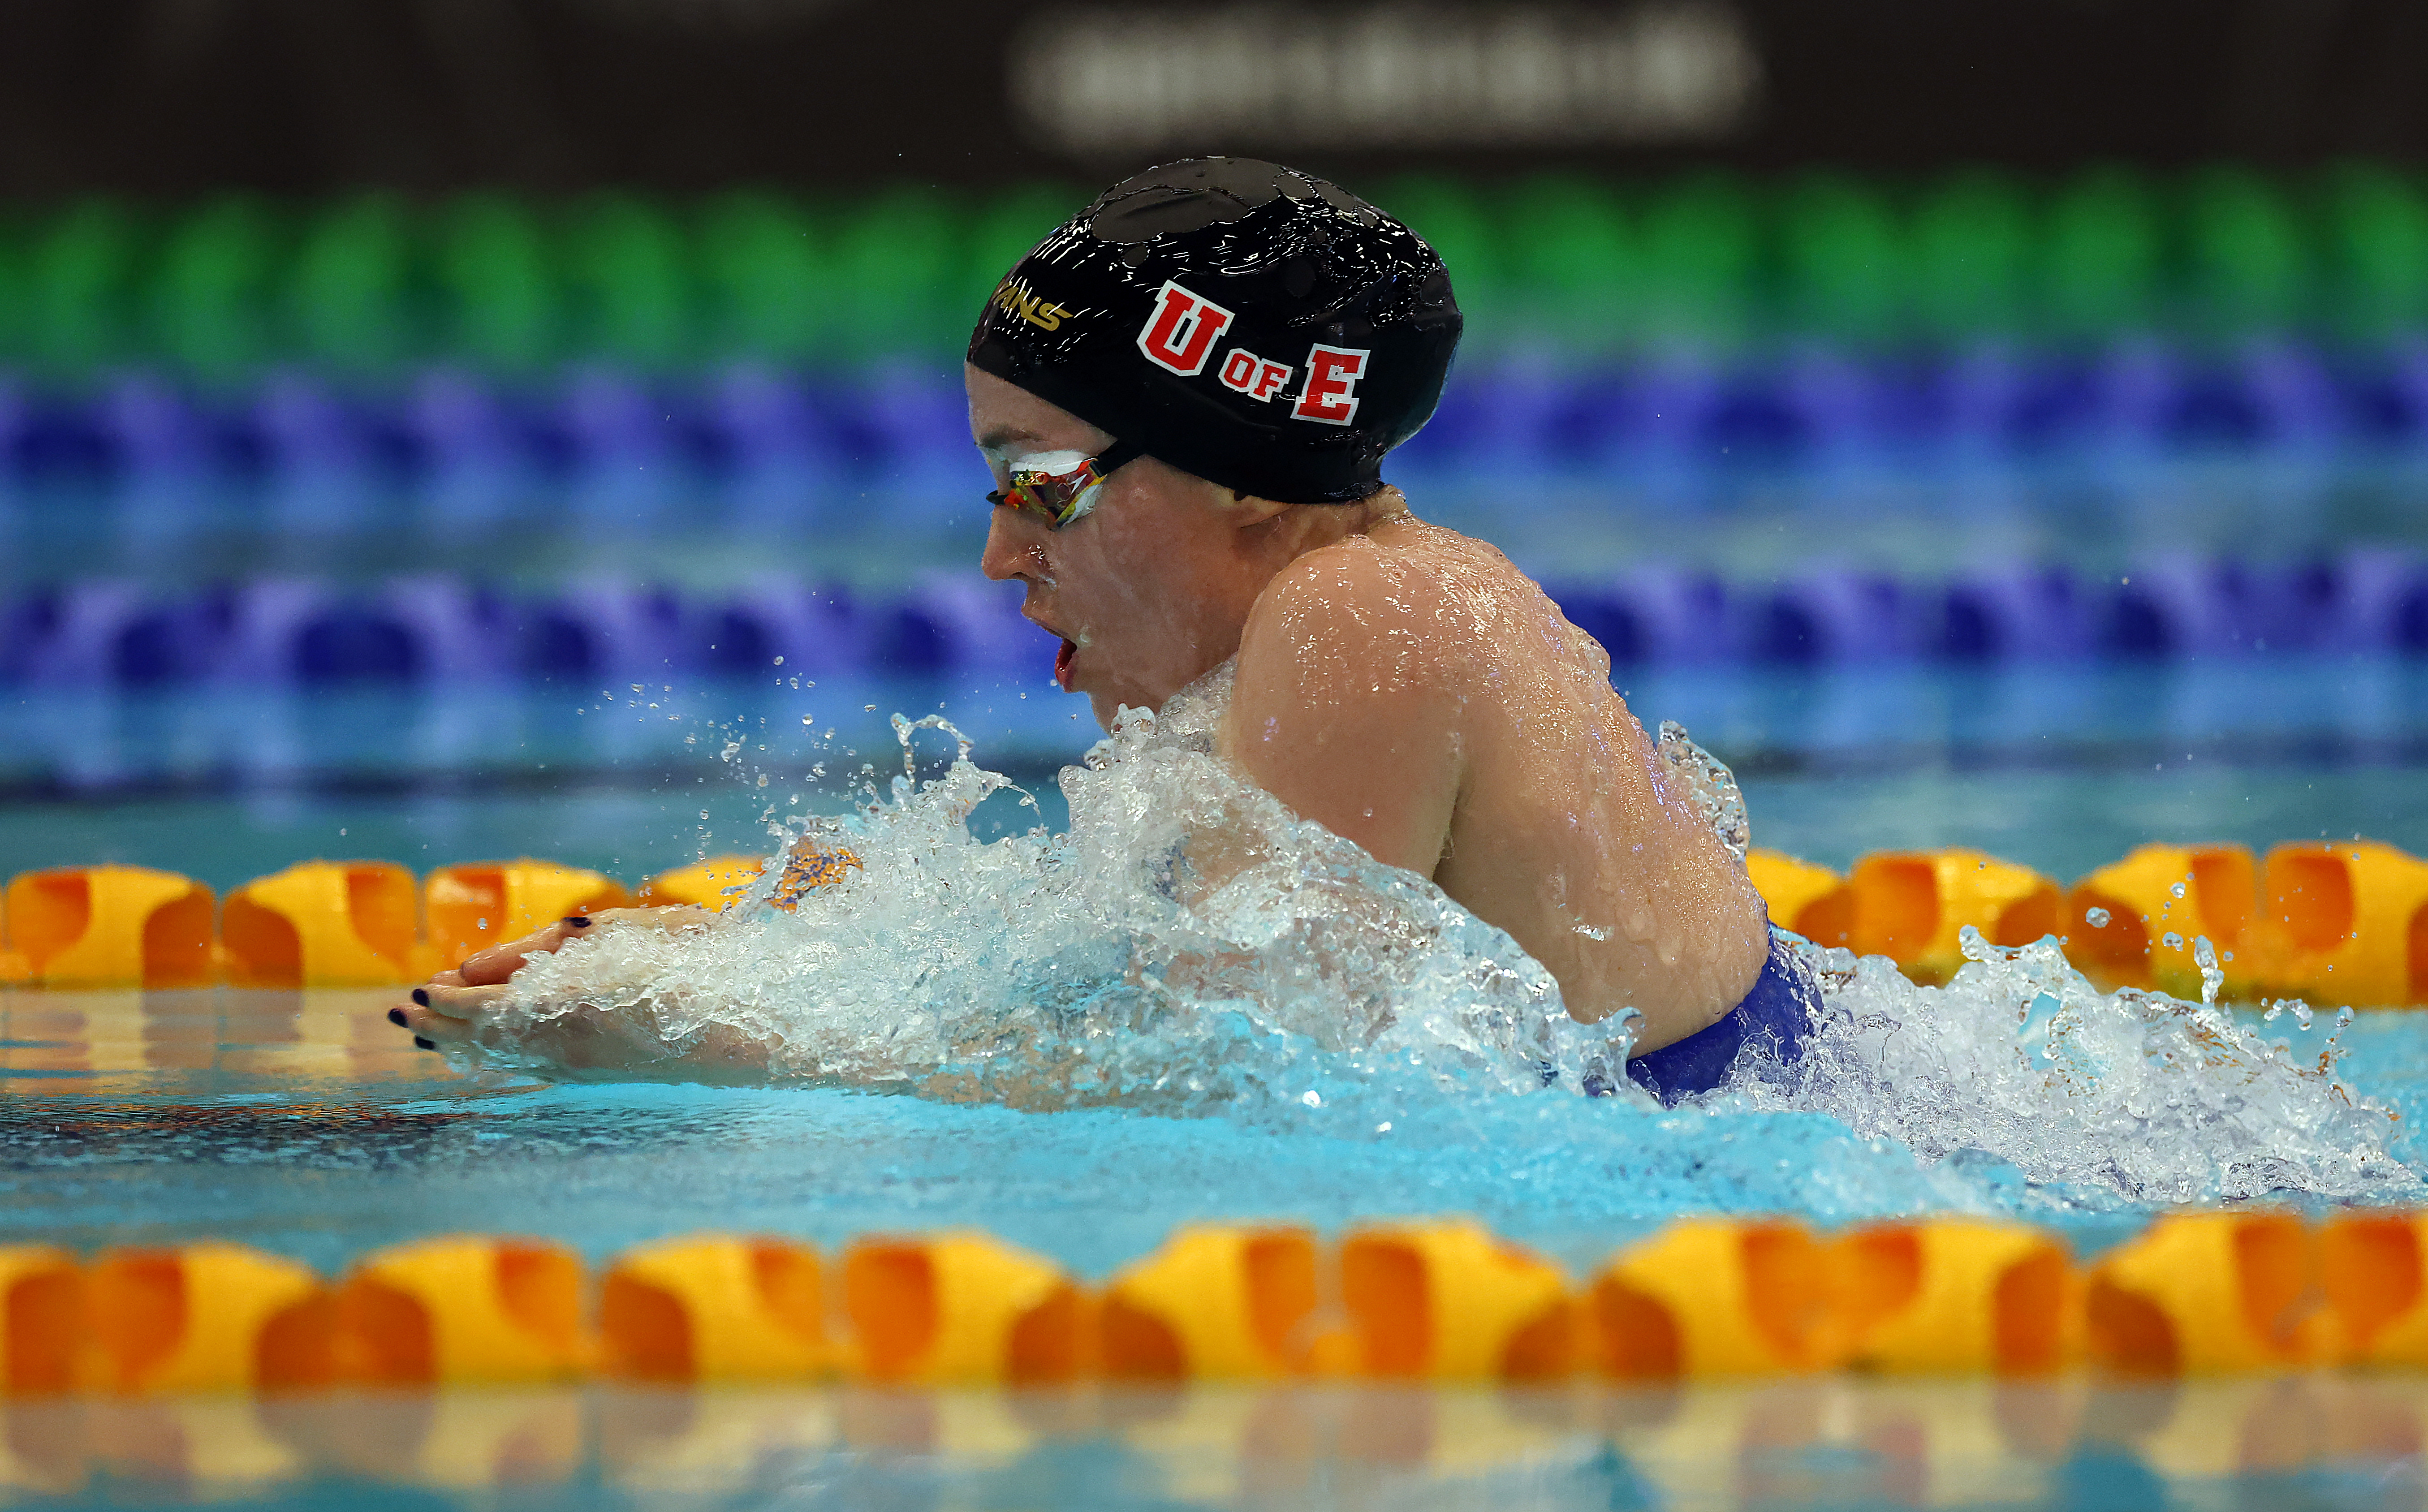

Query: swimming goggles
left=987, top=439, right=1146, bottom=529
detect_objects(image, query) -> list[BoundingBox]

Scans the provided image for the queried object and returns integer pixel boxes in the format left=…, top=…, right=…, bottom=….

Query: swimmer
left=394, top=158, right=1812, bottom=1103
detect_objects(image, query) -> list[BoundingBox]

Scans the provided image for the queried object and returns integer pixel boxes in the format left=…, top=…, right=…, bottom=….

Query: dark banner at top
left=0, top=0, right=2420, bottom=195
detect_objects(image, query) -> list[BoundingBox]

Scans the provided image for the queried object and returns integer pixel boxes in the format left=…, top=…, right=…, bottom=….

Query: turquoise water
left=6, top=654, right=2424, bottom=890
left=1, top=986, right=2425, bottom=1510
left=7, top=631, right=2428, bottom=1511
left=5, top=989, right=2426, bottom=1277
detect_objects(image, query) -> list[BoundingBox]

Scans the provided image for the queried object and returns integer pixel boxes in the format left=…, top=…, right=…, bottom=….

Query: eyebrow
left=977, top=426, right=1046, bottom=451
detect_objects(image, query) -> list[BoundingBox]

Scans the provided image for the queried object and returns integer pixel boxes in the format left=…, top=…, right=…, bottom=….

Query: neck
left=1267, top=486, right=1412, bottom=561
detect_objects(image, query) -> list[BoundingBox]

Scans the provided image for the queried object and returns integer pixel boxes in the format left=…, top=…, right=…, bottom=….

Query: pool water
left=4, top=986, right=2428, bottom=1510
left=7, top=505, right=2428, bottom=1512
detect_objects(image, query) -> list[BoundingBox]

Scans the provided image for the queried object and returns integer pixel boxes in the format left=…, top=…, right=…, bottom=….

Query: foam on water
left=476, top=664, right=2419, bottom=1214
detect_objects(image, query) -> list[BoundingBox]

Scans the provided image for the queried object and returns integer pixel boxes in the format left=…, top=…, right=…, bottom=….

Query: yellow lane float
left=2066, top=843, right=2260, bottom=999
left=636, top=856, right=767, bottom=911
left=2254, top=840, right=2428, bottom=1008
left=338, top=1236, right=590, bottom=1386
left=1337, top=1221, right=1576, bottom=1382
left=1833, top=1219, right=2075, bottom=1375
left=1589, top=1218, right=1837, bottom=1378
left=2, top=866, right=216, bottom=990
left=421, top=861, right=634, bottom=966
left=1097, top=1224, right=1319, bottom=1382
left=599, top=1234, right=827, bottom=1383
left=2319, top=1210, right=2428, bottom=1367
left=841, top=1232, right=1086, bottom=1386
left=20, top=1213, right=2428, bottom=1395
left=82, top=1243, right=336, bottom=1394
left=0, top=1245, right=80, bottom=1395
left=220, top=861, right=419, bottom=988
left=1745, top=850, right=1852, bottom=945
left=1841, top=851, right=2066, bottom=985
left=2084, top=1211, right=2322, bottom=1375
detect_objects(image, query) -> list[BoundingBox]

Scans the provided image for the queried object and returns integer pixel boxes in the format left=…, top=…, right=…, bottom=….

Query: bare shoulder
left=1242, top=520, right=1520, bottom=666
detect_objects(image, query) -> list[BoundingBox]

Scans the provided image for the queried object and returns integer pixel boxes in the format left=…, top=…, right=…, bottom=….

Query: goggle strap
left=1093, top=436, right=1148, bottom=478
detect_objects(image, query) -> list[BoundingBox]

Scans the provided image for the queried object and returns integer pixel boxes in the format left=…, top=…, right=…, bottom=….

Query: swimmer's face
left=969, top=363, right=1274, bottom=729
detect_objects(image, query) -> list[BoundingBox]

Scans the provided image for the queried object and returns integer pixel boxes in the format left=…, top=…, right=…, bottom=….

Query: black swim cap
left=967, top=158, right=1462, bottom=505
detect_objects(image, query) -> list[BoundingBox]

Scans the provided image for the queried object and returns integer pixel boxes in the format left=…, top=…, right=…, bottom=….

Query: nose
left=980, top=501, right=1047, bottom=583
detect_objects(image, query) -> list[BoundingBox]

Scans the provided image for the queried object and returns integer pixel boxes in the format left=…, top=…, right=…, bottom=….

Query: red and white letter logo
left=1135, top=280, right=1235, bottom=378
left=1217, top=349, right=1297, bottom=404
left=1291, top=345, right=1369, bottom=426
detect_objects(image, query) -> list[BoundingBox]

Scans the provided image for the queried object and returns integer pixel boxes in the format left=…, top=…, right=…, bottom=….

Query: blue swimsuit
left=1622, top=928, right=1820, bottom=1105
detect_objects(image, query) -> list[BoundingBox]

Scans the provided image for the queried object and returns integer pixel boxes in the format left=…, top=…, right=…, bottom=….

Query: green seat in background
left=431, top=194, right=559, bottom=377
left=150, top=197, right=286, bottom=385
left=1910, top=169, right=2032, bottom=347
left=2040, top=166, right=2163, bottom=347
left=1774, top=172, right=1907, bottom=351
left=562, top=193, right=695, bottom=372
left=2182, top=165, right=2312, bottom=340
left=2319, top=162, right=2428, bottom=347
left=19, top=201, right=150, bottom=378
left=288, top=193, right=415, bottom=378
left=1496, top=177, right=1632, bottom=359
left=695, top=191, right=824, bottom=367
left=1632, top=172, right=1760, bottom=356
left=824, top=186, right=970, bottom=369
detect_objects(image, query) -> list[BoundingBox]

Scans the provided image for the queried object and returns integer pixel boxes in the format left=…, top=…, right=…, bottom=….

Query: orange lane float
left=7, top=836, right=2421, bottom=1003
left=841, top=1232, right=1087, bottom=1386
left=336, top=1236, right=591, bottom=1387
left=1337, top=1221, right=1577, bottom=1382
left=1832, top=1218, right=2076, bottom=1375
left=598, top=1234, right=828, bottom=1383
left=82, top=1243, right=338, bottom=1394
left=220, top=860, right=420, bottom=988
left=22, top=1214, right=2428, bottom=1392
left=1744, top=850, right=1853, bottom=947
left=421, top=861, right=634, bottom=967
left=635, top=856, right=767, bottom=912
left=1588, top=1218, right=1839, bottom=1379
left=2066, top=843, right=2261, bottom=999
left=1, top=866, right=216, bottom=990
left=0, top=1245, right=81, bottom=1395
left=2253, top=840, right=2428, bottom=1009
left=1097, top=1224, right=1320, bottom=1382
left=2084, top=1211, right=2323, bottom=1376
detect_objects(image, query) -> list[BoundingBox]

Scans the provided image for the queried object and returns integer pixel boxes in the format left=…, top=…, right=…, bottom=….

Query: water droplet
left=773, top=655, right=784, bottom=665
left=1301, top=1090, right=1322, bottom=1108
left=2084, top=907, right=2111, bottom=927
left=2161, top=931, right=2185, bottom=951
left=2169, top=881, right=2187, bottom=900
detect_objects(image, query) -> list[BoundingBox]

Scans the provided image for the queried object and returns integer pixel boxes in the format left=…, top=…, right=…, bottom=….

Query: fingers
left=457, top=916, right=598, bottom=986
left=390, top=983, right=509, bottom=1044
left=453, top=906, right=707, bottom=985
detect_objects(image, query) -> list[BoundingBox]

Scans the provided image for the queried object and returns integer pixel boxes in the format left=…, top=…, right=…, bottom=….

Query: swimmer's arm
left=393, top=908, right=781, bottom=1085
left=1217, top=551, right=1465, bottom=879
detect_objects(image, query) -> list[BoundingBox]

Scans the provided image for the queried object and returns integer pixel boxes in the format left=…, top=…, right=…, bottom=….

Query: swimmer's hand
left=390, top=907, right=776, bottom=1084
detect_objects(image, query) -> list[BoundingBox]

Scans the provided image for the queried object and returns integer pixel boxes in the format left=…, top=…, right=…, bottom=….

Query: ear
left=1220, top=489, right=1294, bottom=530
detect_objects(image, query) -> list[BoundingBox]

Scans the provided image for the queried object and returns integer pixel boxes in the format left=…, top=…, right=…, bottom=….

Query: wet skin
left=395, top=366, right=1769, bottom=1068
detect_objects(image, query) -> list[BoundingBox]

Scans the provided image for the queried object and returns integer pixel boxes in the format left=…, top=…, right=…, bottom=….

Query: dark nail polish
left=563, top=915, right=591, bottom=928
left=412, top=988, right=429, bottom=1007
left=388, top=1007, right=409, bottom=1026
left=414, top=1037, right=436, bottom=1050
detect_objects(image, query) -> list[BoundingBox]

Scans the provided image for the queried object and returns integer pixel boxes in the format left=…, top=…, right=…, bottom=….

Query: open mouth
left=1055, top=638, right=1077, bottom=690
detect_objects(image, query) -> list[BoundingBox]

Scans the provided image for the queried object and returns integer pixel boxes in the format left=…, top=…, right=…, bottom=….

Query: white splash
left=474, top=666, right=2415, bottom=1208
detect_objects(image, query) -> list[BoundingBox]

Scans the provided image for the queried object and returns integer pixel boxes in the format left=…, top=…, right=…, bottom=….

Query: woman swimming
left=392, top=157, right=1798, bottom=1101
